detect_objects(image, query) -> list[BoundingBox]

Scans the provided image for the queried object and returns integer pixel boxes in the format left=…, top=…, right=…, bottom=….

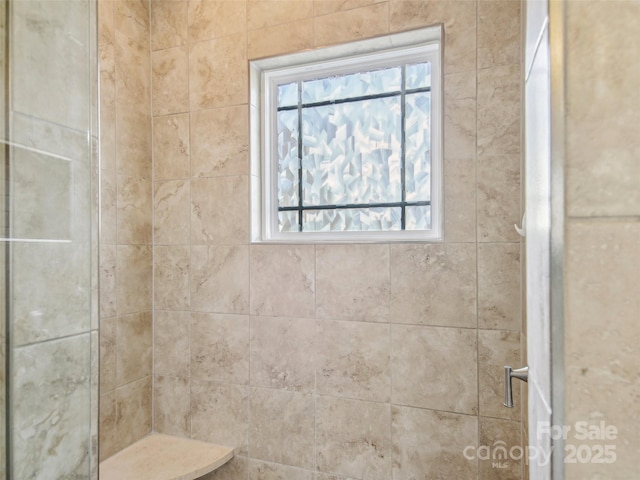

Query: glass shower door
left=1, top=0, right=98, bottom=478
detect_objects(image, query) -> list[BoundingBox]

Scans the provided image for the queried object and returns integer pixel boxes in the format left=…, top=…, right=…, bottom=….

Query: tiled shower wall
left=98, top=0, right=154, bottom=459
left=144, top=1, right=523, bottom=479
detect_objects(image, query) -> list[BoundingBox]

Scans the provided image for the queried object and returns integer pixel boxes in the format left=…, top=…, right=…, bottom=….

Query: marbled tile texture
left=96, top=2, right=524, bottom=479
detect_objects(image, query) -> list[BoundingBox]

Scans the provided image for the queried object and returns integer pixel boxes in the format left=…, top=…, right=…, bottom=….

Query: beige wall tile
left=116, top=245, right=152, bottom=315
left=477, top=243, right=520, bottom=330
left=154, top=310, right=191, bottom=378
left=191, top=382, right=249, bottom=454
left=153, top=114, right=190, bottom=181
left=188, top=0, right=247, bottom=43
left=151, top=0, right=188, bottom=51
left=98, top=0, right=114, bottom=46
left=191, top=106, right=249, bottom=177
left=99, top=44, right=116, bottom=171
left=248, top=0, right=313, bottom=30
left=477, top=0, right=521, bottom=69
left=478, top=329, right=520, bottom=421
left=116, top=108, right=152, bottom=179
left=314, top=2, right=388, bottom=47
left=565, top=1, right=640, bottom=217
left=115, top=32, right=150, bottom=111
left=100, top=244, right=117, bottom=319
left=101, top=169, right=117, bottom=244
left=154, top=245, right=191, bottom=310
left=316, top=244, right=389, bottom=322
left=248, top=18, right=314, bottom=60
left=479, top=417, right=521, bottom=480
left=116, top=312, right=152, bottom=386
left=250, top=317, right=316, bottom=392
left=444, top=157, right=476, bottom=243
left=189, top=34, right=248, bottom=110
left=392, top=324, right=478, bottom=414
left=390, top=243, right=477, bottom=328
left=477, top=63, right=520, bottom=156
left=444, top=71, right=477, bottom=159
left=191, top=176, right=250, bottom=244
left=100, top=316, right=117, bottom=392
left=115, top=376, right=152, bottom=451
left=117, top=175, right=152, bottom=245
left=201, top=455, right=249, bottom=480
left=249, top=245, right=315, bottom=318
left=316, top=320, right=390, bottom=402
left=248, top=460, right=313, bottom=480
left=152, top=46, right=190, bottom=116
left=191, top=245, right=250, bottom=314
left=392, top=405, right=478, bottom=479
left=154, top=180, right=190, bottom=245
left=191, top=313, right=250, bottom=384
left=154, top=375, right=191, bottom=437
left=114, top=0, right=150, bottom=48
left=316, top=396, right=391, bottom=480
left=249, top=388, right=315, bottom=469
left=99, top=392, right=117, bottom=461
left=390, top=0, right=476, bottom=75
left=314, top=0, right=380, bottom=16
left=477, top=155, right=520, bottom=242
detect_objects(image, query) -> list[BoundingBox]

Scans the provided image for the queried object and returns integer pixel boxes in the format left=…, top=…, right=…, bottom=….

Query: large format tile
left=100, top=317, right=117, bottom=392
left=316, top=244, right=390, bottom=322
left=117, top=175, right=152, bottom=245
left=249, top=388, right=315, bottom=469
left=250, top=316, right=316, bottom=393
left=153, top=114, right=190, bottom=181
left=316, top=396, right=391, bottom=480
left=477, top=243, right=520, bottom=331
left=154, top=376, right=191, bottom=437
left=154, top=180, right=190, bottom=245
left=189, top=34, right=248, bottom=110
left=101, top=169, right=117, bottom=244
left=479, top=417, right=521, bottom=480
left=444, top=71, right=476, bottom=159
left=392, top=324, right=478, bottom=414
left=191, top=245, right=250, bottom=314
left=154, top=310, right=190, bottom=378
left=390, top=243, right=476, bottom=328
left=477, top=155, right=520, bottom=242
left=154, top=245, right=190, bottom=310
left=116, top=245, right=152, bottom=315
left=188, top=0, right=246, bottom=43
left=392, top=405, right=478, bottom=479
left=316, top=320, right=390, bottom=402
left=191, top=382, right=249, bottom=455
left=249, top=245, right=315, bottom=318
left=150, top=0, right=188, bottom=51
left=152, top=46, right=189, bottom=116
left=200, top=455, right=249, bottom=480
left=477, top=0, right=521, bottom=69
left=478, top=329, right=521, bottom=421
left=248, top=459, right=313, bottom=480
left=191, top=313, right=250, bottom=384
left=390, top=0, right=476, bottom=75
left=191, top=106, right=249, bottom=177
left=248, top=0, right=313, bottom=30
left=100, top=245, right=117, bottom=319
left=248, top=18, right=314, bottom=60
left=444, top=157, right=476, bottom=242
left=314, top=3, right=388, bottom=47
left=116, top=312, right=152, bottom=386
left=191, top=176, right=250, bottom=244
left=115, top=376, right=152, bottom=451
left=100, top=392, right=117, bottom=461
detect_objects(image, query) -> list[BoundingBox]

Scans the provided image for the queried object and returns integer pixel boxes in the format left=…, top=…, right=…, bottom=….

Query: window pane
left=405, top=205, right=431, bottom=230
left=405, top=91, right=431, bottom=202
left=278, top=82, right=298, bottom=108
left=301, top=96, right=402, bottom=206
left=302, top=66, right=401, bottom=104
left=277, top=110, right=299, bottom=207
left=405, top=62, right=431, bottom=90
left=278, top=210, right=299, bottom=232
left=302, top=207, right=401, bottom=232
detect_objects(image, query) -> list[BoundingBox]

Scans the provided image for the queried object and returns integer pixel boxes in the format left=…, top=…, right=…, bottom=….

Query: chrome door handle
left=504, top=365, right=528, bottom=408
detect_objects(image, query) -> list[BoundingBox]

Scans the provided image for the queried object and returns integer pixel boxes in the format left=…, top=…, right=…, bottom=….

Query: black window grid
left=276, top=64, right=432, bottom=232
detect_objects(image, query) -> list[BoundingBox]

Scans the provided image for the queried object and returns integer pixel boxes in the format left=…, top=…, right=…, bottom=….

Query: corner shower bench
left=99, top=433, right=234, bottom=480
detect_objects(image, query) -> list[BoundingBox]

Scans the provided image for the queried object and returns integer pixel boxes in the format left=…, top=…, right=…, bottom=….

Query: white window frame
left=250, top=26, right=443, bottom=243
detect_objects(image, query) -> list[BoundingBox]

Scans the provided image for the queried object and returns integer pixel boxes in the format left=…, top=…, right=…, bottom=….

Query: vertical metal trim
left=549, top=0, right=566, bottom=478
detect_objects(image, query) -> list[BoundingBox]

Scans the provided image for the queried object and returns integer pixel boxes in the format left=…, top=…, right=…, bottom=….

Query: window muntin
left=252, top=29, right=442, bottom=242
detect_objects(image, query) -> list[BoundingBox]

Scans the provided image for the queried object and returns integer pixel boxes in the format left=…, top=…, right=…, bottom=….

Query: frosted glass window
left=251, top=27, right=443, bottom=242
